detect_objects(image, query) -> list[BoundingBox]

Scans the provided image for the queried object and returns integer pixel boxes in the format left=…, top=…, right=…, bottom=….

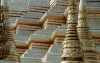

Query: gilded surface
left=63, top=40, right=82, bottom=48
left=61, top=0, right=84, bottom=62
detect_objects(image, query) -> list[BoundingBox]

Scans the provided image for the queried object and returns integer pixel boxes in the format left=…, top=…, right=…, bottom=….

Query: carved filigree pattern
left=62, top=48, right=83, bottom=57
left=77, top=20, right=89, bottom=27
left=63, top=40, right=82, bottom=48
left=80, top=39, right=95, bottom=47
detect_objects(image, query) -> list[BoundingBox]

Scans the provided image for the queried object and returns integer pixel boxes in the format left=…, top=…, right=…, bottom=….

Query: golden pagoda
left=0, top=0, right=100, bottom=63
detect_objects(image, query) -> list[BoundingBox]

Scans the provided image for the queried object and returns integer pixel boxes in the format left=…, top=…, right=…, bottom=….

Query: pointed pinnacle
left=79, top=0, right=86, bottom=11
left=1, top=0, right=8, bottom=6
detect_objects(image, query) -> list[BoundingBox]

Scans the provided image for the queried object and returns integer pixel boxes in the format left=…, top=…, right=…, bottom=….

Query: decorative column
left=1, top=0, right=20, bottom=62
left=77, top=0, right=100, bottom=63
left=0, top=0, right=10, bottom=59
left=61, top=0, right=84, bottom=63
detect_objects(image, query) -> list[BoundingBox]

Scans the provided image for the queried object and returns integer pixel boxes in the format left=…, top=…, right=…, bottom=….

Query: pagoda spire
left=77, top=0, right=100, bottom=63
left=0, top=0, right=20, bottom=62
left=61, top=0, right=84, bottom=63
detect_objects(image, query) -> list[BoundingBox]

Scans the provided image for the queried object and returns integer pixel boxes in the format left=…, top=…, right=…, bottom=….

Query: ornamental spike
left=77, top=0, right=100, bottom=63
left=0, top=0, right=20, bottom=62
left=61, top=0, right=84, bottom=63
left=79, top=0, right=86, bottom=10
left=1, top=0, right=8, bottom=6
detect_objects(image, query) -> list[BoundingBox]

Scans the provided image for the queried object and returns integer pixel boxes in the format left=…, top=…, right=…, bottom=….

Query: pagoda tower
left=61, top=0, right=84, bottom=63
left=0, top=0, right=20, bottom=63
left=77, top=0, right=100, bottom=63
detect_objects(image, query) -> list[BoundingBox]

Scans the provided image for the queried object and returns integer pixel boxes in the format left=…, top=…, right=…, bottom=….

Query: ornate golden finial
left=61, top=0, right=84, bottom=63
left=0, top=0, right=20, bottom=62
left=0, top=0, right=10, bottom=59
left=77, top=0, right=100, bottom=63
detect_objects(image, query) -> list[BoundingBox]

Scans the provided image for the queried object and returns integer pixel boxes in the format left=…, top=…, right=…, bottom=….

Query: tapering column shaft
left=1, top=0, right=20, bottom=62
left=77, top=0, right=100, bottom=63
left=61, top=0, right=84, bottom=63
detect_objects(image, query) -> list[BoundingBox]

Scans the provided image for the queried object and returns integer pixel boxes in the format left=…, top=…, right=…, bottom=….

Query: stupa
left=0, top=0, right=20, bottom=63
left=61, top=0, right=84, bottom=63
left=0, top=0, right=100, bottom=63
left=77, top=0, right=100, bottom=63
